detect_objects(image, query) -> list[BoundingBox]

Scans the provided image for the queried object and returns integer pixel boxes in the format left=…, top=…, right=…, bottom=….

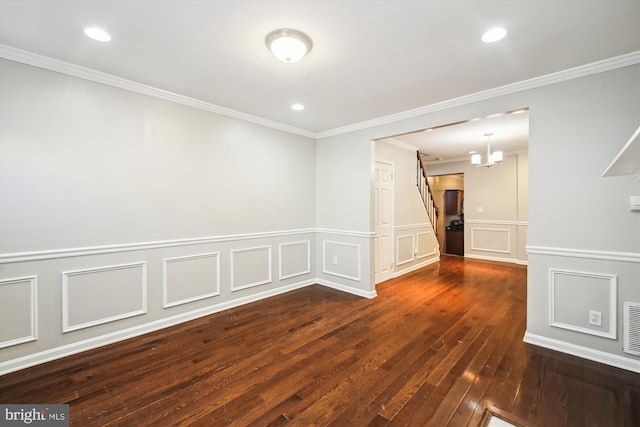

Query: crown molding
left=316, top=51, right=640, bottom=139
left=1, top=44, right=638, bottom=141
left=0, top=44, right=316, bottom=139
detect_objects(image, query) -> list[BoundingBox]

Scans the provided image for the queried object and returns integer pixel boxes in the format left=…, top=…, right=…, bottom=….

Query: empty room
left=0, top=1, right=638, bottom=426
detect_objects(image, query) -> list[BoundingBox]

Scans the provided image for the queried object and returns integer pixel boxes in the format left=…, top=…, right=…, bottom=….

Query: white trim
left=162, top=252, right=221, bottom=308
left=316, top=228, right=375, bottom=238
left=395, top=235, right=415, bottom=266
left=0, top=276, right=38, bottom=349
left=0, top=45, right=315, bottom=139
left=393, top=256, right=439, bottom=278
left=527, top=246, right=640, bottom=263
left=470, top=228, right=511, bottom=254
left=230, top=246, right=272, bottom=291
left=416, top=231, right=438, bottom=259
left=61, top=262, right=147, bottom=333
left=1, top=44, right=637, bottom=141
left=524, top=332, right=640, bottom=374
left=279, top=241, right=311, bottom=280
left=316, top=51, right=640, bottom=139
left=465, top=220, right=528, bottom=226
left=316, top=278, right=377, bottom=299
left=0, top=279, right=316, bottom=376
left=322, top=241, right=362, bottom=282
left=548, top=269, right=617, bottom=340
left=464, top=253, right=526, bottom=265
left=393, top=223, right=430, bottom=231
left=0, top=228, right=315, bottom=264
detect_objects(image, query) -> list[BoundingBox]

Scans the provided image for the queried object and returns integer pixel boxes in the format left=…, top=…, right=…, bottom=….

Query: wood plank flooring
left=1, top=256, right=638, bottom=426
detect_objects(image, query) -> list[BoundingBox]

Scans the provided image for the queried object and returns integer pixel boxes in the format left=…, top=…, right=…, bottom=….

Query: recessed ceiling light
left=84, top=27, right=111, bottom=42
left=481, top=27, right=507, bottom=43
left=291, top=103, right=305, bottom=111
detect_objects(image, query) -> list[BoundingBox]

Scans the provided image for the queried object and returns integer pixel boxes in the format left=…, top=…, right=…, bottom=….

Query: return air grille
left=623, top=302, right=640, bottom=356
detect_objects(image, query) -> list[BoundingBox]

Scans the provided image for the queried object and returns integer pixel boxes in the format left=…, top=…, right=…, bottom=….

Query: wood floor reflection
left=1, top=256, right=638, bottom=426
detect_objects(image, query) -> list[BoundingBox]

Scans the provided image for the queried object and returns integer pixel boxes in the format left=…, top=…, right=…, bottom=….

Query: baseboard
left=464, top=253, right=528, bottom=266
left=393, top=256, right=439, bottom=278
left=1, top=279, right=319, bottom=375
left=315, top=278, right=377, bottom=299
left=523, top=332, right=640, bottom=373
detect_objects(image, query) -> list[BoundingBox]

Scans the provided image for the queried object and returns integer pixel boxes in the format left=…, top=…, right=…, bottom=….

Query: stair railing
left=416, top=152, right=438, bottom=233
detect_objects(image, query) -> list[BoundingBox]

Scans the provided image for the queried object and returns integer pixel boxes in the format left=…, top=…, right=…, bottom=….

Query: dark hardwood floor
left=1, top=256, right=638, bottom=426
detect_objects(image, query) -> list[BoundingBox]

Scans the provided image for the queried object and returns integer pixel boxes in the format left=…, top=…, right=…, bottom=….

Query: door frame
left=374, top=159, right=394, bottom=284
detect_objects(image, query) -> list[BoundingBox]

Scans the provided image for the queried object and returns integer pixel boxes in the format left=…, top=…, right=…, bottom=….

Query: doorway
left=374, top=108, right=529, bottom=266
left=429, top=174, right=464, bottom=255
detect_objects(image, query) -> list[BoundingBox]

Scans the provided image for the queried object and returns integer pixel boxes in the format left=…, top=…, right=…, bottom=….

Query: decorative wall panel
left=279, top=241, right=311, bottom=280
left=416, top=232, right=437, bottom=258
left=231, top=246, right=272, bottom=291
left=163, top=253, right=220, bottom=308
left=62, top=263, right=147, bottom=332
left=0, top=276, right=37, bottom=348
left=470, top=228, right=510, bottom=253
left=549, top=269, right=617, bottom=339
left=322, top=241, right=361, bottom=281
left=396, top=235, right=415, bottom=266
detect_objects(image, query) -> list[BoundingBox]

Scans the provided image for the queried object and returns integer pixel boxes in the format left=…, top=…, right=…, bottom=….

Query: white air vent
left=623, top=302, right=640, bottom=356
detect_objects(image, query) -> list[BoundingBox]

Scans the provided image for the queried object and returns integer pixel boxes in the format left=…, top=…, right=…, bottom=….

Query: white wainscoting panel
left=230, top=246, right=272, bottom=291
left=279, top=241, right=311, bottom=280
left=549, top=269, right=617, bottom=339
left=470, top=228, right=510, bottom=254
left=0, top=276, right=37, bottom=349
left=62, top=262, right=147, bottom=333
left=396, top=235, right=415, bottom=266
left=416, top=232, right=437, bottom=259
left=322, top=241, right=361, bottom=281
left=163, top=252, right=220, bottom=308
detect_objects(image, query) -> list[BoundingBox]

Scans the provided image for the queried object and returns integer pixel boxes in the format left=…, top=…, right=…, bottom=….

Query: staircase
left=417, top=151, right=438, bottom=233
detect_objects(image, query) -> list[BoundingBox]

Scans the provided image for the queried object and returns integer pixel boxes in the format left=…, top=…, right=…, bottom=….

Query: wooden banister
left=416, top=151, right=438, bottom=233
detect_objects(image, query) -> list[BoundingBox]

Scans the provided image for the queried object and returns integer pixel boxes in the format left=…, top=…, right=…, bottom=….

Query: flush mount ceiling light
left=84, top=27, right=111, bottom=42
left=291, top=103, right=305, bottom=111
left=481, top=27, right=507, bottom=43
left=471, top=133, right=503, bottom=167
left=266, top=29, right=312, bottom=63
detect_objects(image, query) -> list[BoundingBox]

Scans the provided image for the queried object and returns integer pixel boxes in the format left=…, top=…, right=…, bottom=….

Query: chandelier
left=471, top=133, right=503, bottom=167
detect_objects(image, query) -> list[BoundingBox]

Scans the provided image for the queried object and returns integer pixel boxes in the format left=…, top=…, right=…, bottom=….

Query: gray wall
left=316, top=64, right=640, bottom=372
left=0, top=58, right=319, bottom=372
left=375, top=140, right=439, bottom=276
left=426, top=153, right=528, bottom=264
left=2, top=57, right=639, bottom=374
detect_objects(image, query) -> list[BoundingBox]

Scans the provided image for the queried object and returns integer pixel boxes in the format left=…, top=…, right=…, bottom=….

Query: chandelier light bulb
left=471, top=133, right=503, bottom=167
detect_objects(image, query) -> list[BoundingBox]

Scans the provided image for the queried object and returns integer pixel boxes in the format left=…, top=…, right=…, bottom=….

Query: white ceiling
left=0, top=0, right=638, bottom=156
left=384, top=109, right=529, bottom=163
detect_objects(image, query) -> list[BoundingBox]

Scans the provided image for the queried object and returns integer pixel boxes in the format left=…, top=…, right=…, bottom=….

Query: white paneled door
left=375, top=161, right=394, bottom=284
